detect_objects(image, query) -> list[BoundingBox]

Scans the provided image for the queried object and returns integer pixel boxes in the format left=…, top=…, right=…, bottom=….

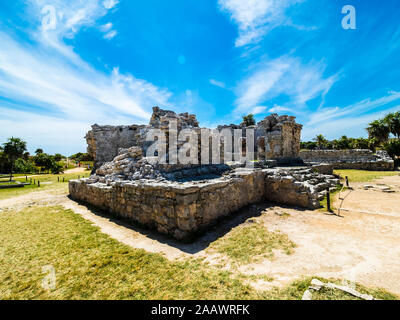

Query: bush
left=14, top=158, right=35, bottom=173
left=51, top=162, right=64, bottom=174
left=383, top=139, right=400, bottom=158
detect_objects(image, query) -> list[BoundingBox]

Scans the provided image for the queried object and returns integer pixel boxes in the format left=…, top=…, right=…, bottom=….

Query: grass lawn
left=0, top=172, right=91, bottom=200
left=0, top=206, right=397, bottom=300
left=210, top=222, right=296, bottom=265
left=334, top=169, right=398, bottom=183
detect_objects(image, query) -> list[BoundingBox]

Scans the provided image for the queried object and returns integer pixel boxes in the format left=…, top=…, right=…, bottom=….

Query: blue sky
left=1, top=0, right=400, bottom=155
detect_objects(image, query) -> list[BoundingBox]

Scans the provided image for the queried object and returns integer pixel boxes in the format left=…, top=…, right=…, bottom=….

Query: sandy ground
left=1, top=173, right=400, bottom=294
left=64, top=167, right=87, bottom=174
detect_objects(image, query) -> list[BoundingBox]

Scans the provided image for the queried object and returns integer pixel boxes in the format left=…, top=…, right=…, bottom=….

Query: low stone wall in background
left=69, top=167, right=339, bottom=241
left=299, top=149, right=394, bottom=171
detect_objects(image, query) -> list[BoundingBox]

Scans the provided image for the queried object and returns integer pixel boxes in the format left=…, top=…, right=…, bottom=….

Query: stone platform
left=69, top=166, right=339, bottom=241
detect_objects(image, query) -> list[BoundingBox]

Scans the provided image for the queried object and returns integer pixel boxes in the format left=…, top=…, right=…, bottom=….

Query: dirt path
left=1, top=174, right=400, bottom=295
left=64, top=167, right=87, bottom=174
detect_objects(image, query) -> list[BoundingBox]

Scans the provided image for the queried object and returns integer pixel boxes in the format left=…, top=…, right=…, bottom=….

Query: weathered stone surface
left=300, top=149, right=394, bottom=171
left=71, top=106, right=343, bottom=241
left=257, top=114, right=303, bottom=160
left=69, top=167, right=339, bottom=241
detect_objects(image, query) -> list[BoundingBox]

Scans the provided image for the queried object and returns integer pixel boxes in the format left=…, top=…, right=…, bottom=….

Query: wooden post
left=63, top=177, right=65, bottom=182
left=58, top=177, right=59, bottom=182
left=326, top=188, right=331, bottom=212
left=33, top=179, right=35, bottom=185
left=38, top=181, right=40, bottom=187
left=345, top=176, right=349, bottom=187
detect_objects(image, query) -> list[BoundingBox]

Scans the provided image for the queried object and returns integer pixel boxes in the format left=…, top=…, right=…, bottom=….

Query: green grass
left=0, top=206, right=266, bottom=300
left=210, top=222, right=296, bottom=265
left=0, top=206, right=396, bottom=300
left=334, top=169, right=398, bottom=183
left=0, top=172, right=91, bottom=200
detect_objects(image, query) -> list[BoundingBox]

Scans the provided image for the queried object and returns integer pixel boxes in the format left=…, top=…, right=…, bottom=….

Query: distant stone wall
left=69, top=167, right=339, bottom=241
left=299, top=149, right=394, bottom=171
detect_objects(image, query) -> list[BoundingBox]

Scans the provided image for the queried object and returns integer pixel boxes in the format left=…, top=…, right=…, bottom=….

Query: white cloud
left=103, top=0, right=119, bottom=10
left=250, top=106, right=267, bottom=114
left=209, top=79, right=226, bottom=88
left=308, top=91, right=400, bottom=126
left=269, top=105, right=291, bottom=113
left=100, top=22, right=113, bottom=33
left=104, top=30, right=117, bottom=40
left=0, top=30, right=171, bottom=152
left=301, top=92, right=400, bottom=140
left=218, top=0, right=303, bottom=46
left=234, top=56, right=338, bottom=115
left=302, top=105, right=400, bottom=141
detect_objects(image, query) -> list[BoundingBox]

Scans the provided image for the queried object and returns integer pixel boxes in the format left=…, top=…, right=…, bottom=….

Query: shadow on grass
left=67, top=195, right=308, bottom=255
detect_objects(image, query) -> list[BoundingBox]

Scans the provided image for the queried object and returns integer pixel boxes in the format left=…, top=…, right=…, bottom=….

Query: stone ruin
left=70, top=107, right=340, bottom=241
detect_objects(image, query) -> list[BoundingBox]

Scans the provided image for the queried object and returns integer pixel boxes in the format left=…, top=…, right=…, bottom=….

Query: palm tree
left=384, top=112, right=400, bottom=139
left=242, top=114, right=256, bottom=126
left=35, top=148, right=44, bottom=155
left=366, top=120, right=390, bottom=146
left=3, top=137, right=27, bottom=180
left=313, top=134, right=328, bottom=149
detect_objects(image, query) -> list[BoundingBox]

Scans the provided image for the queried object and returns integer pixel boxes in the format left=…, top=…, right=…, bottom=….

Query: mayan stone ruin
left=70, top=107, right=343, bottom=241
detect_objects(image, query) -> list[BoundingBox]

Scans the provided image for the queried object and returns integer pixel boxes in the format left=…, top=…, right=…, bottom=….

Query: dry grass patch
left=210, top=222, right=296, bottom=265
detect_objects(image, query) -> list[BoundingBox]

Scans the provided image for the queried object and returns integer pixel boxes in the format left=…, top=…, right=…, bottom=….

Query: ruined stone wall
left=257, top=114, right=302, bottom=160
left=69, top=167, right=339, bottom=241
left=86, top=124, right=148, bottom=167
left=299, top=149, right=394, bottom=171
left=87, top=109, right=303, bottom=169
left=86, top=107, right=200, bottom=168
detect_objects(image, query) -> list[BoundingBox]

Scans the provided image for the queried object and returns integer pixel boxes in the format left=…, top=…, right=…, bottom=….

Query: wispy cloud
left=0, top=32, right=171, bottom=121
left=234, top=56, right=338, bottom=115
left=103, top=0, right=119, bottom=10
left=302, top=92, right=400, bottom=140
left=100, top=22, right=113, bottom=33
left=209, top=79, right=226, bottom=88
left=218, top=0, right=304, bottom=46
left=0, top=1, right=172, bottom=153
left=104, top=29, right=117, bottom=40
left=100, top=22, right=118, bottom=40
left=269, top=105, right=291, bottom=113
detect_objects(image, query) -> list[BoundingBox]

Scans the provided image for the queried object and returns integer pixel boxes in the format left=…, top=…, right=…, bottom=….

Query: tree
left=23, top=152, right=30, bottom=160
left=14, top=158, right=35, bottom=174
left=241, top=114, right=256, bottom=126
left=351, top=138, right=370, bottom=150
left=34, top=153, right=54, bottom=173
left=51, top=162, right=64, bottom=174
left=35, top=148, right=44, bottom=155
left=3, top=137, right=27, bottom=179
left=313, top=134, right=328, bottom=149
left=54, top=153, right=63, bottom=162
left=384, top=112, right=400, bottom=139
left=367, top=120, right=390, bottom=146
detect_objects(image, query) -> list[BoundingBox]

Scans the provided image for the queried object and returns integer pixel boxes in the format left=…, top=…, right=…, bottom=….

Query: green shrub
left=383, top=139, right=400, bottom=158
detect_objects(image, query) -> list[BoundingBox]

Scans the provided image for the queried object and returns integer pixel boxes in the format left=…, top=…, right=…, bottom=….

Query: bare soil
left=1, top=173, right=400, bottom=295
